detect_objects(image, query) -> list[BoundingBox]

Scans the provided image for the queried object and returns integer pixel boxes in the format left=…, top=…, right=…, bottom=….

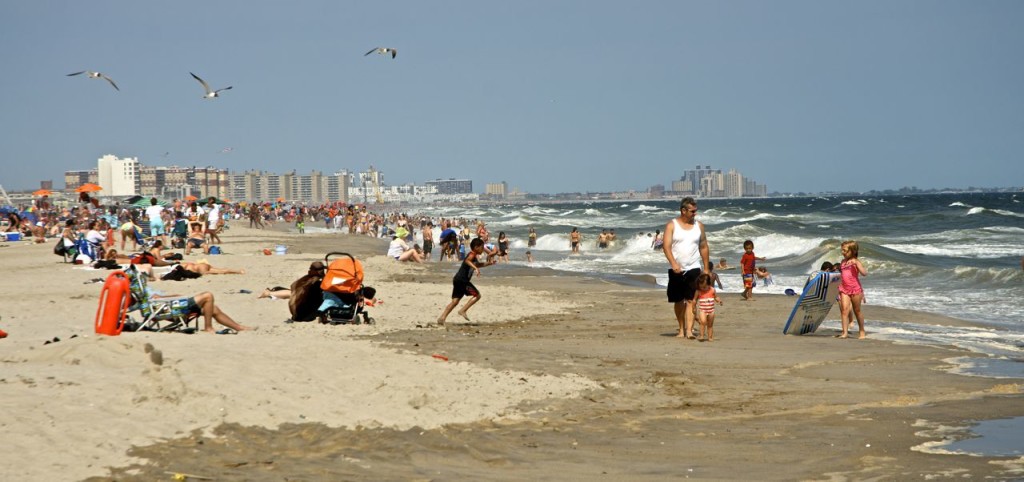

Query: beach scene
left=3, top=2, right=1024, bottom=481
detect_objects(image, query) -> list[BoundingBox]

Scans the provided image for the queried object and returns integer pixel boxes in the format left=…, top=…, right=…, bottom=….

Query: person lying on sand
left=179, top=260, right=244, bottom=276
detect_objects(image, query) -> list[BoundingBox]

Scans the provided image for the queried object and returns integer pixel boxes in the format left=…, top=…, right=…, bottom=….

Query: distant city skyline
left=2, top=2, right=1022, bottom=193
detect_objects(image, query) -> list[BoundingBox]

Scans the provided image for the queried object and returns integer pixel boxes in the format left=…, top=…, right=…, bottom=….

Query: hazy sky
left=2, top=1, right=1022, bottom=194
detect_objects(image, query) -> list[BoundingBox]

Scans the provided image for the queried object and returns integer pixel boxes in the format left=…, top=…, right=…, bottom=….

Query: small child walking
left=695, top=273, right=723, bottom=341
left=740, top=239, right=766, bottom=301
left=438, top=238, right=496, bottom=326
left=837, top=240, right=869, bottom=339
left=295, top=212, right=305, bottom=234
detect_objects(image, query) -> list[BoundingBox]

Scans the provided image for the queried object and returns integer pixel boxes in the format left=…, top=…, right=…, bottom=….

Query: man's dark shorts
left=667, top=268, right=701, bottom=303
left=452, top=280, right=480, bottom=299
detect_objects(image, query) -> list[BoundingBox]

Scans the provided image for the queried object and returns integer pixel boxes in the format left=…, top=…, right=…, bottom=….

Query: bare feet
left=834, top=334, right=848, bottom=339
left=436, top=318, right=446, bottom=326
left=858, top=332, right=866, bottom=339
left=259, top=289, right=271, bottom=299
left=457, top=311, right=470, bottom=322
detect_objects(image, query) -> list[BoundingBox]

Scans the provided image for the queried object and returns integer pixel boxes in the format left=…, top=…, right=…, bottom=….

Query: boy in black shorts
left=438, top=238, right=495, bottom=326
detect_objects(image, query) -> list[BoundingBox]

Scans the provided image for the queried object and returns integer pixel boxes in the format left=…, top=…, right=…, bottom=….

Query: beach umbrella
left=276, top=197, right=285, bottom=203
left=184, top=195, right=198, bottom=201
left=131, top=198, right=169, bottom=208
left=123, top=195, right=144, bottom=205
left=33, top=189, right=52, bottom=196
left=75, top=183, right=103, bottom=193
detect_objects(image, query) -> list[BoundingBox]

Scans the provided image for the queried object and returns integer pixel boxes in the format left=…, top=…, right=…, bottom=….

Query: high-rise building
left=723, top=169, right=744, bottom=198
left=485, top=181, right=508, bottom=198
left=97, top=154, right=140, bottom=196
left=426, top=178, right=473, bottom=194
left=64, top=169, right=97, bottom=189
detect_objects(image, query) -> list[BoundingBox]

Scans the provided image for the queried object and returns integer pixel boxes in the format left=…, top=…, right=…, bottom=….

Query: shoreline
left=1, top=226, right=1022, bottom=480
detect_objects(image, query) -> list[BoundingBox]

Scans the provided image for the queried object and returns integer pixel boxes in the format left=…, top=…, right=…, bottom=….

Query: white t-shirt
left=387, top=238, right=408, bottom=258
left=145, top=205, right=165, bottom=225
left=206, top=205, right=221, bottom=229
left=85, top=229, right=106, bottom=244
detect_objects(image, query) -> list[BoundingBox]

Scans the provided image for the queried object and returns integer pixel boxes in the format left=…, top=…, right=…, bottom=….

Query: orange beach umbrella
left=185, top=195, right=198, bottom=201
left=33, top=189, right=52, bottom=196
left=74, top=183, right=103, bottom=193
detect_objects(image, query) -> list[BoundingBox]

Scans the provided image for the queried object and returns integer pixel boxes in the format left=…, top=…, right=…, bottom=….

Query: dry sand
left=1, top=225, right=1022, bottom=481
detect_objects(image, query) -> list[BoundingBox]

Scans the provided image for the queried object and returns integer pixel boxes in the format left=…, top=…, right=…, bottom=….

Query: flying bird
left=364, top=47, right=397, bottom=59
left=190, top=72, right=232, bottom=99
left=66, top=71, right=119, bottom=91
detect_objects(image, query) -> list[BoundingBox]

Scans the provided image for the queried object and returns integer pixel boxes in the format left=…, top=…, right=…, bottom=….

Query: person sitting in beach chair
left=124, top=265, right=252, bottom=334
left=169, top=214, right=189, bottom=249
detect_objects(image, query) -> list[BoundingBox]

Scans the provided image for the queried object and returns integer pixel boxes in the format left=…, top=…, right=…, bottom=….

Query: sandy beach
left=1, top=225, right=1022, bottom=481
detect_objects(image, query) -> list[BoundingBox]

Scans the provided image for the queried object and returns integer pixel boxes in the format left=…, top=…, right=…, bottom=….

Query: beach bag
left=54, top=237, right=68, bottom=256
left=319, top=252, right=364, bottom=295
left=209, top=245, right=222, bottom=255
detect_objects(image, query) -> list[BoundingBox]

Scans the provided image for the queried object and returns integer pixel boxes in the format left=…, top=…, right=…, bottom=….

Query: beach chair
left=170, top=218, right=189, bottom=248
left=124, top=265, right=200, bottom=333
left=74, top=236, right=101, bottom=264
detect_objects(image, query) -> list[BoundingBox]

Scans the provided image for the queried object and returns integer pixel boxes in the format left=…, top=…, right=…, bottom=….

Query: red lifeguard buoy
left=95, top=271, right=130, bottom=336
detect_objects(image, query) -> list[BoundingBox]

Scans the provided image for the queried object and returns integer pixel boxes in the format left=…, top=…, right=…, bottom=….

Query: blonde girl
left=837, top=240, right=868, bottom=339
left=695, top=273, right=723, bottom=341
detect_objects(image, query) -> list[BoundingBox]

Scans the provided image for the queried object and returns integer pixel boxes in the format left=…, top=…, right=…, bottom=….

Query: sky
left=1, top=1, right=1022, bottom=194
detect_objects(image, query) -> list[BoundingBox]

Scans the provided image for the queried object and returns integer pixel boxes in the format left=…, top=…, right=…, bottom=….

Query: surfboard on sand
left=783, top=271, right=841, bottom=335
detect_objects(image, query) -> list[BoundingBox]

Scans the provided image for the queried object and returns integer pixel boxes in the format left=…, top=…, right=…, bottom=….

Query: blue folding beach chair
left=124, top=266, right=199, bottom=333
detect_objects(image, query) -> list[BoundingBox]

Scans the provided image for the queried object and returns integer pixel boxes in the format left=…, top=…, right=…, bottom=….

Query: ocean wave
left=882, top=243, right=1023, bottom=259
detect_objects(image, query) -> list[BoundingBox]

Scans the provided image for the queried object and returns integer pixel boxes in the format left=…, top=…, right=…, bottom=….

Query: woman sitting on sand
left=184, top=222, right=209, bottom=255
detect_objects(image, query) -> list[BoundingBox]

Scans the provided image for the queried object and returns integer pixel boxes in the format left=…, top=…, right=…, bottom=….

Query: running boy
left=438, top=238, right=496, bottom=326
left=740, top=239, right=766, bottom=301
left=695, top=273, right=723, bottom=341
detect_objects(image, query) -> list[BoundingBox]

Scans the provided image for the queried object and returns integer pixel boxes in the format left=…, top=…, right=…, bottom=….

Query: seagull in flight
left=190, top=72, right=232, bottom=99
left=364, top=47, right=397, bottom=59
left=66, top=71, right=119, bottom=91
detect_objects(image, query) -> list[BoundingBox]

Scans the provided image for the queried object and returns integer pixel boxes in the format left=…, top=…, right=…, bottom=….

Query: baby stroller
left=318, top=252, right=376, bottom=325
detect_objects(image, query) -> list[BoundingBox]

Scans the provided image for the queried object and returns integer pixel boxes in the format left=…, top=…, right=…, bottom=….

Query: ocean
left=406, top=192, right=1024, bottom=384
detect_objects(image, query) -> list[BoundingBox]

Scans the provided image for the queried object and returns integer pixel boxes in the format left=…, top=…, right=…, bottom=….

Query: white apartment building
left=97, top=154, right=139, bottom=196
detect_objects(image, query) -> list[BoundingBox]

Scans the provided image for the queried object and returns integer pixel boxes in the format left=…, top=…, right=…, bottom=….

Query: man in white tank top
left=662, top=197, right=710, bottom=339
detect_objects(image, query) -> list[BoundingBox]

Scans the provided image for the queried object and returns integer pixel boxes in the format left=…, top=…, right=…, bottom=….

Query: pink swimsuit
left=838, top=261, right=863, bottom=296
left=697, top=288, right=717, bottom=314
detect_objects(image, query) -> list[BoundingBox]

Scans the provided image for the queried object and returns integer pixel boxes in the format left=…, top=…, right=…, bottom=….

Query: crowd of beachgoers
left=2, top=193, right=502, bottom=268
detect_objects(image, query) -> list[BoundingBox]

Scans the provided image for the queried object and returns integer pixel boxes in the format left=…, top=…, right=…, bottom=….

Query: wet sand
left=1, top=226, right=1022, bottom=480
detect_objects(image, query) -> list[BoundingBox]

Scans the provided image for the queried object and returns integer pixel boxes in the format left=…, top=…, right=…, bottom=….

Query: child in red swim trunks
left=740, top=239, right=766, bottom=301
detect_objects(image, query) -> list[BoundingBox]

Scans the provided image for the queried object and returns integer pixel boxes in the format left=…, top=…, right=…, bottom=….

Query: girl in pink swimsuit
left=837, top=240, right=869, bottom=339
left=695, top=274, right=723, bottom=342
